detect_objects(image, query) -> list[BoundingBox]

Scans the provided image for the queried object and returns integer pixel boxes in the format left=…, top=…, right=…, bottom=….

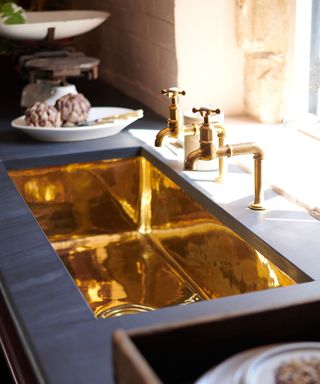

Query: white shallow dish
left=0, top=10, right=110, bottom=41
left=196, top=342, right=320, bottom=384
left=11, top=107, right=141, bottom=142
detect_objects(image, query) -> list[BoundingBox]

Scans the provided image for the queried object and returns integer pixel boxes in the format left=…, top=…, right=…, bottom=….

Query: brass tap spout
left=185, top=148, right=204, bottom=170
left=155, top=123, right=197, bottom=147
left=155, top=87, right=186, bottom=147
left=155, top=127, right=171, bottom=147
left=185, top=107, right=223, bottom=182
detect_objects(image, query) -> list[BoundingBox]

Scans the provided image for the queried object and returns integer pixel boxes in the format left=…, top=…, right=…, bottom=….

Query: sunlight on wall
left=175, top=0, right=244, bottom=116
left=285, top=0, right=312, bottom=121
left=73, top=0, right=244, bottom=117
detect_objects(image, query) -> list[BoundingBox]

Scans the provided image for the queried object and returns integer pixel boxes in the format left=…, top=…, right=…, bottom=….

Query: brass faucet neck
left=155, top=87, right=186, bottom=147
left=155, top=127, right=171, bottom=147
left=200, top=122, right=213, bottom=138
left=198, top=125, right=214, bottom=159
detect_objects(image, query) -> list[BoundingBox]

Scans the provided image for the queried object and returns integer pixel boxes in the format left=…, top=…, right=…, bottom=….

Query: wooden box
left=113, top=287, right=320, bottom=384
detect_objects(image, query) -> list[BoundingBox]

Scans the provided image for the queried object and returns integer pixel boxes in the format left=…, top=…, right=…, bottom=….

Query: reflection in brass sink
left=9, top=157, right=294, bottom=317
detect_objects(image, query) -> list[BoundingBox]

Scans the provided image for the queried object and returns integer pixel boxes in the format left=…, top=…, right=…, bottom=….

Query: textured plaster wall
left=236, top=0, right=290, bottom=123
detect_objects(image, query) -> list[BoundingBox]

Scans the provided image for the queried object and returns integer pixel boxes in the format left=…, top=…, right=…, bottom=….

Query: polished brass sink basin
left=9, top=157, right=294, bottom=317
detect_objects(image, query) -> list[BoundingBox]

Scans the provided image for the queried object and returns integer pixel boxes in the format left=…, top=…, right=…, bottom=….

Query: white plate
left=11, top=107, right=141, bottom=142
left=195, top=342, right=320, bottom=384
left=0, top=10, right=110, bottom=41
left=244, top=342, right=320, bottom=384
left=195, top=345, right=269, bottom=384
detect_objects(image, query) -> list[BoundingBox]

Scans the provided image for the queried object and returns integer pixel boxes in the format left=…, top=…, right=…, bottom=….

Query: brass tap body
left=185, top=107, right=265, bottom=210
left=155, top=87, right=186, bottom=147
left=185, top=107, right=224, bottom=182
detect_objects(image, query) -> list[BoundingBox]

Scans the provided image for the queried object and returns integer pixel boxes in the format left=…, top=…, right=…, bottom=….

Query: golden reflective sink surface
left=9, top=157, right=294, bottom=318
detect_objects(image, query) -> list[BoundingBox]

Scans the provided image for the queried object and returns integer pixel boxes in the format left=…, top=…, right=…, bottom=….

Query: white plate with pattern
left=11, top=107, right=142, bottom=142
left=196, top=342, right=320, bottom=384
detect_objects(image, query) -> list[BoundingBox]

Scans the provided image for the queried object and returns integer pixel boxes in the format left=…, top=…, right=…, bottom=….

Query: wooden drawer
left=113, top=284, right=320, bottom=384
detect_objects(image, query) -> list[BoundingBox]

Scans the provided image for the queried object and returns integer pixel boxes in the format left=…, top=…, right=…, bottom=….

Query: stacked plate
left=196, top=342, right=320, bottom=384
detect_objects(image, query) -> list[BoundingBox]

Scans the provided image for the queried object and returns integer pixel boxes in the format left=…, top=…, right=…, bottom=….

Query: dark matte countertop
left=1, top=63, right=320, bottom=384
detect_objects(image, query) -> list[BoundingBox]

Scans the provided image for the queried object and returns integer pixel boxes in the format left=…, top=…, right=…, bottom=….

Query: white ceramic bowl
left=0, top=10, right=110, bottom=40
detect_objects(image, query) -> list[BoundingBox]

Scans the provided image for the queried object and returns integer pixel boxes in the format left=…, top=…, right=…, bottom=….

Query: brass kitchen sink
left=9, top=157, right=294, bottom=318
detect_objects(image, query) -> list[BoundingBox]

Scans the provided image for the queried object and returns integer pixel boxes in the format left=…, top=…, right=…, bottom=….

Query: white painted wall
left=175, top=0, right=244, bottom=116
left=73, top=0, right=244, bottom=117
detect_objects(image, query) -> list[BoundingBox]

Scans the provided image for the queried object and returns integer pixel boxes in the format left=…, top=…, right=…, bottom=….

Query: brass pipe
left=250, top=157, right=264, bottom=211
left=216, top=142, right=265, bottom=211
left=224, top=142, right=264, bottom=160
left=216, top=140, right=225, bottom=183
left=184, top=124, right=199, bottom=136
left=214, top=123, right=226, bottom=183
left=213, top=123, right=226, bottom=137
left=215, top=145, right=231, bottom=158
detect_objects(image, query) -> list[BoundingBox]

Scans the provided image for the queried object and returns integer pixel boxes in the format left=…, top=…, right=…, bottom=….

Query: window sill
left=225, top=115, right=320, bottom=220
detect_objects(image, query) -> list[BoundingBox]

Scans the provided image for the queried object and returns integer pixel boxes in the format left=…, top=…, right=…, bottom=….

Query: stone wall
left=236, top=0, right=290, bottom=123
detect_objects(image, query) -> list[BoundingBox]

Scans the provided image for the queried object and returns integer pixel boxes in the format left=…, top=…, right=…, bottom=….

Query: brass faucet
left=184, top=107, right=225, bottom=183
left=185, top=107, right=265, bottom=211
left=155, top=87, right=186, bottom=147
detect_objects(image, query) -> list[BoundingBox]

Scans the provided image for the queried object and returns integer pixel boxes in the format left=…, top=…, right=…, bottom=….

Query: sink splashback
left=9, top=157, right=294, bottom=317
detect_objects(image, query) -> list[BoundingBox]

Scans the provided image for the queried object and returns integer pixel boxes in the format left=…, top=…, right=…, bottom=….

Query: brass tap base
left=248, top=202, right=265, bottom=211
left=214, top=175, right=224, bottom=184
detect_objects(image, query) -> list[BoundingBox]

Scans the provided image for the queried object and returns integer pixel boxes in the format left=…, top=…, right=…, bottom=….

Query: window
left=309, top=0, right=320, bottom=115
